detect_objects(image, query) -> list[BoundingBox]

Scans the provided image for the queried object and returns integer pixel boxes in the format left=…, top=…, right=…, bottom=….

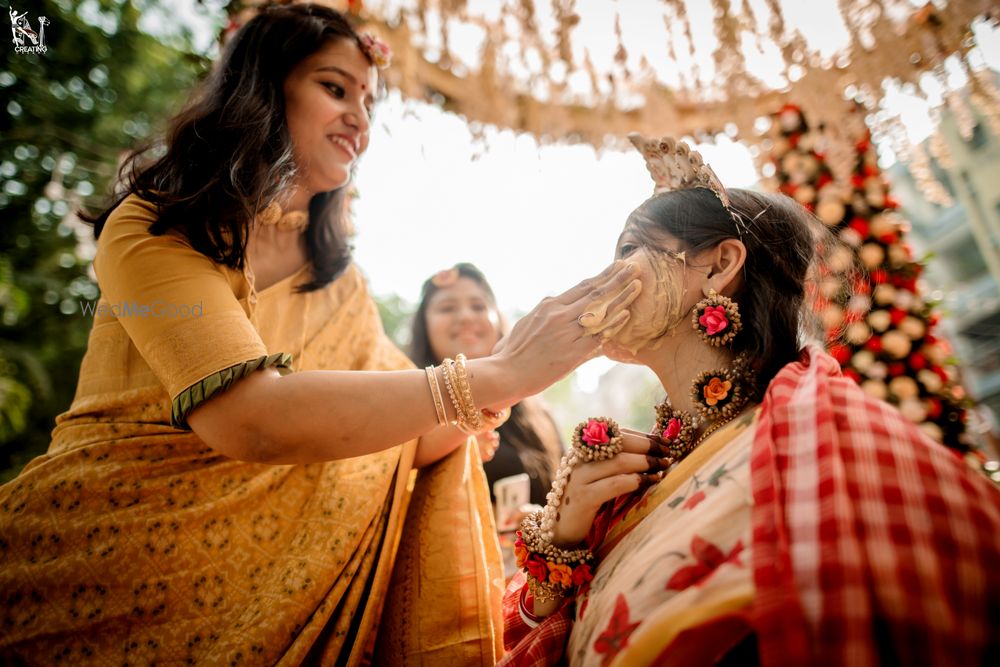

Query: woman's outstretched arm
left=188, top=261, right=641, bottom=464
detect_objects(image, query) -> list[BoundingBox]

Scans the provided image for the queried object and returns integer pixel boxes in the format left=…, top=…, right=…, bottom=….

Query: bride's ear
left=704, top=238, right=746, bottom=295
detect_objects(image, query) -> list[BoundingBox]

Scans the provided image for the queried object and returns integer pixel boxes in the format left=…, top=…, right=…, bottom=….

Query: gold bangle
left=442, top=357, right=480, bottom=434
left=440, top=358, right=462, bottom=427
left=425, top=365, right=448, bottom=426
left=453, top=354, right=484, bottom=432
left=526, top=574, right=566, bottom=604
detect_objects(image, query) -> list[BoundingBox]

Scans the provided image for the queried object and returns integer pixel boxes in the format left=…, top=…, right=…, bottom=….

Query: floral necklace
left=653, top=352, right=756, bottom=466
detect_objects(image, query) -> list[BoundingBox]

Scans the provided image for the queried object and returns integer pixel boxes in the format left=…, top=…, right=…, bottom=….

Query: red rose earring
left=692, top=289, right=741, bottom=347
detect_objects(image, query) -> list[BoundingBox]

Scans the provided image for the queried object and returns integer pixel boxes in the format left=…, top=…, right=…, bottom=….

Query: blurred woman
left=410, top=262, right=563, bottom=578
left=410, top=263, right=565, bottom=574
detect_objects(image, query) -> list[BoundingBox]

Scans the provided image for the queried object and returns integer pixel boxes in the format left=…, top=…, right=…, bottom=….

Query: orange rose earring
left=692, top=289, right=741, bottom=347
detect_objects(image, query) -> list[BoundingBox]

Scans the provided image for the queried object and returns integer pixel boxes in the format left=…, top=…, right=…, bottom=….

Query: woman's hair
left=629, top=187, right=825, bottom=396
left=409, top=263, right=562, bottom=491
left=81, top=3, right=380, bottom=293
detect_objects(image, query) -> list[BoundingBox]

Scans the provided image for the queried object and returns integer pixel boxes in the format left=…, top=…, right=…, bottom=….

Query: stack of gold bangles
left=425, top=353, right=507, bottom=434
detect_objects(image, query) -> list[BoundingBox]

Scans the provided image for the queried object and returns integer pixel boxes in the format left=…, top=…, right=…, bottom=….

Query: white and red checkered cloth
left=751, top=345, right=1000, bottom=665
left=500, top=346, right=1000, bottom=665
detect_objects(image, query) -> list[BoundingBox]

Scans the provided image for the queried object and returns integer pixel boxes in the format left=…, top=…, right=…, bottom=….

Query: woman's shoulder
left=93, top=193, right=234, bottom=286
left=97, top=194, right=180, bottom=247
left=327, top=262, right=371, bottom=298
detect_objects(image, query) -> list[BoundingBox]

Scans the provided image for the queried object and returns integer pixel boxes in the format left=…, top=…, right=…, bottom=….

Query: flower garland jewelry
left=515, top=511, right=594, bottom=603
left=517, top=355, right=756, bottom=603
left=359, top=32, right=392, bottom=69
left=654, top=402, right=699, bottom=461
left=654, top=355, right=754, bottom=466
left=571, top=417, right=624, bottom=462
left=514, top=417, right=621, bottom=601
left=692, top=289, right=742, bottom=347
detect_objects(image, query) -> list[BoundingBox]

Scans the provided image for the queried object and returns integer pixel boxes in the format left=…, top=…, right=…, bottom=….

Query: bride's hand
left=550, top=429, right=669, bottom=549
left=489, top=261, right=641, bottom=398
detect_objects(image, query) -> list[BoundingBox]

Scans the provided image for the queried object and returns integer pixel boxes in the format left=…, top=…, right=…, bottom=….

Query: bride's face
left=603, top=223, right=700, bottom=361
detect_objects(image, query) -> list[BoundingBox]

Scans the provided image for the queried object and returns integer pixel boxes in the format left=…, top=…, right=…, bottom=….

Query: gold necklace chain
left=692, top=408, right=744, bottom=448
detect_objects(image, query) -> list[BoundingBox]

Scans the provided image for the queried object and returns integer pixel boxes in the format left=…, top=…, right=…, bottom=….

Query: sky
left=349, top=93, right=758, bottom=312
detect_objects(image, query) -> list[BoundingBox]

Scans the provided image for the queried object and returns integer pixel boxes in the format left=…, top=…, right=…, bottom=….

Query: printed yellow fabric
left=374, top=435, right=506, bottom=665
left=0, top=195, right=501, bottom=665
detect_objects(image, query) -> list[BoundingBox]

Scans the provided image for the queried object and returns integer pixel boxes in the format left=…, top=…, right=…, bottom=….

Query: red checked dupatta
left=500, top=346, right=1000, bottom=666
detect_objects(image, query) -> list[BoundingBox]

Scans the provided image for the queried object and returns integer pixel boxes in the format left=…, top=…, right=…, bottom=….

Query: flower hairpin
left=359, top=32, right=392, bottom=69
left=431, top=268, right=460, bottom=288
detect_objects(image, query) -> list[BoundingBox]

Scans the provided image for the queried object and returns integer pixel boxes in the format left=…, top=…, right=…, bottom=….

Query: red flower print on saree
left=593, top=593, right=642, bottom=666
left=665, top=535, right=745, bottom=591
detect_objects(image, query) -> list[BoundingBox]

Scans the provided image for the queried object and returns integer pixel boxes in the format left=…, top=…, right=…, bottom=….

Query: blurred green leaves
left=0, top=0, right=220, bottom=480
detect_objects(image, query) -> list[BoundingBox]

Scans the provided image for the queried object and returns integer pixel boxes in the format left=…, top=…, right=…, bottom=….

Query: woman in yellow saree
left=0, top=5, right=642, bottom=664
left=501, top=135, right=1000, bottom=666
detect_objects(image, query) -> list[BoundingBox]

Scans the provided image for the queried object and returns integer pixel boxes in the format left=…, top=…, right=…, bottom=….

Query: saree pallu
left=0, top=195, right=502, bottom=664
left=501, top=346, right=1000, bottom=666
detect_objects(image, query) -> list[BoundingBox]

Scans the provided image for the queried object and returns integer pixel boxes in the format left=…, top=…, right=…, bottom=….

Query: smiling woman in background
left=409, top=263, right=565, bottom=576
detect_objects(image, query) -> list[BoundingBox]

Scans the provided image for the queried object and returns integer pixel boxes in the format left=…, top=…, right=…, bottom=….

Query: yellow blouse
left=72, top=195, right=291, bottom=429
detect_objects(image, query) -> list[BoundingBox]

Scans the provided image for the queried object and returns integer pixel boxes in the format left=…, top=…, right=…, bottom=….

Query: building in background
left=888, top=109, right=1000, bottom=442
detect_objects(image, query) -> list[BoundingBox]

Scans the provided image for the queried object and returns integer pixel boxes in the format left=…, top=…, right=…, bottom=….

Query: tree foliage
left=0, top=0, right=216, bottom=480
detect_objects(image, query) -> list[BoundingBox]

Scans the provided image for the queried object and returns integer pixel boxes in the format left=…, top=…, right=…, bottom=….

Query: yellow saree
left=0, top=195, right=502, bottom=665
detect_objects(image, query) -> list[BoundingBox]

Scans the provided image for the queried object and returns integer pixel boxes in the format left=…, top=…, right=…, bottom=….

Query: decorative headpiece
left=628, top=132, right=730, bottom=207
left=628, top=132, right=753, bottom=236
left=359, top=32, right=392, bottom=69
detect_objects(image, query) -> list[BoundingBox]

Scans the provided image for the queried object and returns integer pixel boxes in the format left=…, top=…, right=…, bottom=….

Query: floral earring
left=692, top=289, right=741, bottom=347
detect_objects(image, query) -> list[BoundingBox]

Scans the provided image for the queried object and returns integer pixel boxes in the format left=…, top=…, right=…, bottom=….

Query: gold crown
left=627, top=133, right=731, bottom=210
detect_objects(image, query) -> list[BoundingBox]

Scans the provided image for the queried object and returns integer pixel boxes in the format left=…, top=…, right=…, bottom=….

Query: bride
left=499, top=134, right=1000, bottom=667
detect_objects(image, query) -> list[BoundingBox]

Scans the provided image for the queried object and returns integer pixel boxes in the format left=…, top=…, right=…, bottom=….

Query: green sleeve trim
left=170, top=352, right=294, bottom=430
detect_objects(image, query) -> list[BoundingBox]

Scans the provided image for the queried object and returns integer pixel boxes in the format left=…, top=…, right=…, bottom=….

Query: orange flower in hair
left=703, top=377, right=732, bottom=406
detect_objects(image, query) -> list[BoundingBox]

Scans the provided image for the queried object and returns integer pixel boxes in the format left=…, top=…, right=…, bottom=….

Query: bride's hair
left=628, top=187, right=831, bottom=395
left=81, top=4, right=381, bottom=293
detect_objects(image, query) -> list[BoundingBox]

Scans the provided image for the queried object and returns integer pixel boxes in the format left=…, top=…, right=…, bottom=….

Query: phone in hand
left=493, top=473, right=531, bottom=532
